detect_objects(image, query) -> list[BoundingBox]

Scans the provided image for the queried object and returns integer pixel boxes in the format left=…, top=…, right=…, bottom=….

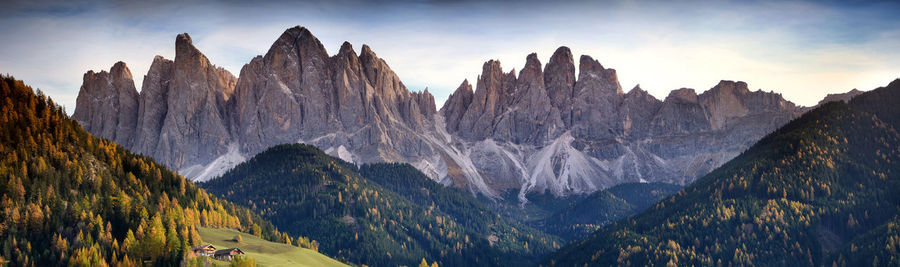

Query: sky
left=1, top=0, right=898, bottom=114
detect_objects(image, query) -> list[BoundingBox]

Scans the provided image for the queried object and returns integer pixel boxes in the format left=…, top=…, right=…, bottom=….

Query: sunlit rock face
left=72, top=61, right=140, bottom=148
left=227, top=26, right=440, bottom=182
left=74, top=26, right=803, bottom=202
left=74, top=27, right=440, bottom=184
left=441, top=47, right=802, bottom=201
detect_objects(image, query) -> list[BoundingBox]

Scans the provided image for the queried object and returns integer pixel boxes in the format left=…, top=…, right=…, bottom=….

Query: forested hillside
left=538, top=182, right=681, bottom=240
left=360, top=163, right=561, bottom=248
left=201, top=144, right=561, bottom=267
left=542, top=79, right=900, bottom=266
left=0, top=75, right=315, bottom=266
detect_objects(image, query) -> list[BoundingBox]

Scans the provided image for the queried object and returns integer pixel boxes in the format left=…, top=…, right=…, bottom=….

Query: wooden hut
left=213, top=248, right=245, bottom=261
left=191, top=244, right=216, bottom=257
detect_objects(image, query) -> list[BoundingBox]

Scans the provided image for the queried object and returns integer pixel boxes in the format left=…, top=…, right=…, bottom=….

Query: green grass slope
left=198, top=227, right=347, bottom=267
left=542, top=79, right=900, bottom=266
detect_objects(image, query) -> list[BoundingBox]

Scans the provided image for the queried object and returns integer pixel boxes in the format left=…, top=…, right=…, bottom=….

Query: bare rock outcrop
left=74, top=26, right=810, bottom=201
left=817, top=88, right=864, bottom=106
left=439, top=49, right=804, bottom=197
left=229, top=26, right=437, bottom=176
left=72, top=62, right=140, bottom=147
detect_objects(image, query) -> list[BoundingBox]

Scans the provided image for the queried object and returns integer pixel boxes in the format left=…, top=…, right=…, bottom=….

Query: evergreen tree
left=543, top=79, right=900, bottom=266
left=0, top=76, right=315, bottom=265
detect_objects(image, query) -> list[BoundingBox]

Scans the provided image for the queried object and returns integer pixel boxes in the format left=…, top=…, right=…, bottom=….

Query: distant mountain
left=440, top=52, right=803, bottom=199
left=73, top=27, right=438, bottom=186
left=199, top=144, right=560, bottom=266
left=816, top=88, right=864, bottom=106
left=0, top=76, right=319, bottom=265
left=541, top=79, right=900, bottom=266
left=74, top=26, right=805, bottom=201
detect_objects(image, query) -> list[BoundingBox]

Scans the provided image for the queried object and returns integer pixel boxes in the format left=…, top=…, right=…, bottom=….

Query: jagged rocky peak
left=441, top=79, right=474, bottom=132
left=518, top=53, right=544, bottom=86
left=76, top=25, right=448, bottom=182
left=75, top=26, right=812, bottom=200
left=133, top=55, right=174, bottom=154
left=817, top=88, right=864, bottom=106
left=151, top=32, right=237, bottom=171
left=620, top=84, right=662, bottom=137
left=110, top=61, right=132, bottom=81
left=665, top=88, right=699, bottom=103
left=545, top=46, right=577, bottom=115
left=568, top=54, right=624, bottom=138
left=276, top=26, right=327, bottom=55
left=710, top=80, right=750, bottom=94
left=226, top=25, right=442, bottom=180
left=577, top=55, right=603, bottom=79
left=546, top=46, right=576, bottom=82
left=411, top=88, right=437, bottom=118
left=360, top=43, right=375, bottom=57
left=175, top=33, right=196, bottom=58
left=72, top=61, right=140, bottom=148
left=73, top=31, right=239, bottom=177
left=338, top=41, right=355, bottom=55
left=626, top=84, right=647, bottom=97
left=477, top=59, right=515, bottom=97
left=358, top=43, right=415, bottom=105
left=577, top=55, right=623, bottom=95
left=452, top=59, right=517, bottom=140
left=700, top=80, right=752, bottom=129
left=174, top=33, right=237, bottom=90
left=623, top=84, right=660, bottom=106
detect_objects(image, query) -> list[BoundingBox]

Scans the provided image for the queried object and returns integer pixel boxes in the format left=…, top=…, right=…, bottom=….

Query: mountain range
left=542, top=79, right=900, bottom=266
left=74, top=26, right=811, bottom=201
left=9, top=23, right=896, bottom=267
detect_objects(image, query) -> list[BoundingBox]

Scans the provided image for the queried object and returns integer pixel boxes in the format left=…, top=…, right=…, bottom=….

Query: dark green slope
left=201, top=144, right=560, bottom=267
left=542, top=79, right=900, bottom=266
left=538, top=182, right=681, bottom=240
left=359, top=163, right=559, bottom=250
left=0, top=76, right=312, bottom=266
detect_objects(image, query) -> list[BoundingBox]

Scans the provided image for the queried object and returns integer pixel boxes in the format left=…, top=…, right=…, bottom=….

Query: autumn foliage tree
left=0, top=75, right=315, bottom=265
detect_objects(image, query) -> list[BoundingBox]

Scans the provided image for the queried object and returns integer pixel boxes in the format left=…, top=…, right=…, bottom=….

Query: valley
left=2, top=2, right=897, bottom=265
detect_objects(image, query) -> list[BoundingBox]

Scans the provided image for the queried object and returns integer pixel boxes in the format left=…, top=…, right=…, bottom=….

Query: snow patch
left=324, top=145, right=355, bottom=164
left=182, top=143, right=246, bottom=182
left=336, top=145, right=354, bottom=163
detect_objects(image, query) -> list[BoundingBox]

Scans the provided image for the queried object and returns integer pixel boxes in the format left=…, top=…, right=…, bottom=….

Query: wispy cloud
left=0, top=0, right=897, bottom=113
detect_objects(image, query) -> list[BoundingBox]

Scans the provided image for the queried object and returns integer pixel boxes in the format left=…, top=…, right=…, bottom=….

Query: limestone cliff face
left=817, top=88, right=864, bottom=106
left=75, top=27, right=439, bottom=183
left=133, top=56, right=173, bottom=156
left=440, top=49, right=803, bottom=198
left=155, top=33, right=237, bottom=170
left=441, top=80, right=474, bottom=133
left=229, top=26, right=437, bottom=174
left=74, top=33, right=238, bottom=177
left=74, top=26, right=806, bottom=201
left=72, top=62, right=139, bottom=148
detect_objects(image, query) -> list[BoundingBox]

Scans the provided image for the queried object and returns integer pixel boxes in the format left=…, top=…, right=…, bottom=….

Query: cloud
left=0, top=0, right=897, bottom=113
